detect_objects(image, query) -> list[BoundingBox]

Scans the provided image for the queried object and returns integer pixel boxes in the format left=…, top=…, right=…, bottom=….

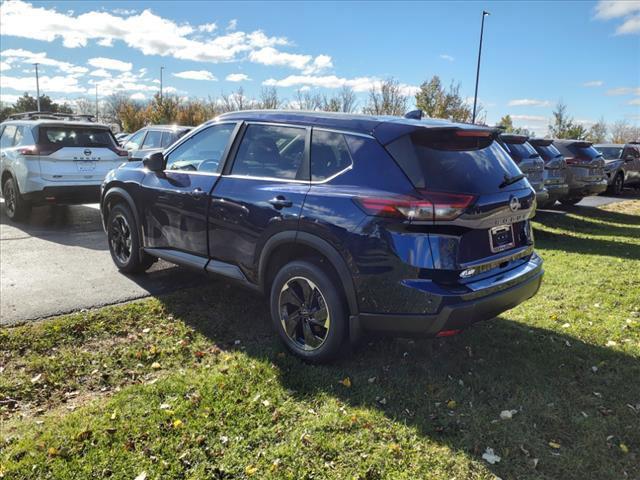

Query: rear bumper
left=568, top=179, right=607, bottom=197
left=359, top=254, right=544, bottom=336
left=22, top=185, right=101, bottom=205
left=535, top=189, right=549, bottom=204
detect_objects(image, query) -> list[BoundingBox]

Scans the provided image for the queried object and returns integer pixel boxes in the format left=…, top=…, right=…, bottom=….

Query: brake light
left=455, top=130, right=492, bottom=137
left=355, top=191, right=475, bottom=221
left=18, top=145, right=38, bottom=155
left=436, top=329, right=462, bottom=337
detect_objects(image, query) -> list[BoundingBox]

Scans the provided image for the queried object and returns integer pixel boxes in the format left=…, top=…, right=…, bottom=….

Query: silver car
left=529, top=138, right=570, bottom=208
left=595, top=143, right=640, bottom=195
left=498, top=134, right=549, bottom=205
left=1, top=112, right=128, bottom=221
left=552, top=140, right=607, bottom=206
left=122, top=125, right=191, bottom=161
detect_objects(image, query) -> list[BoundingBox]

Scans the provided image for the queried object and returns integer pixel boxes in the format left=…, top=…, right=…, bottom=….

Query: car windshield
left=386, top=130, right=524, bottom=194
left=38, top=126, right=115, bottom=148
left=504, top=141, right=539, bottom=161
left=533, top=143, right=562, bottom=161
left=597, top=147, right=623, bottom=160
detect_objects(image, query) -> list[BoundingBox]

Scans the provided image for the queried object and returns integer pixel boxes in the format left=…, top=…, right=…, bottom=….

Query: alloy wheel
left=279, top=276, right=331, bottom=351
left=110, top=213, right=132, bottom=264
left=5, top=182, right=16, bottom=217
left=613, top=174, right=623, bottom=195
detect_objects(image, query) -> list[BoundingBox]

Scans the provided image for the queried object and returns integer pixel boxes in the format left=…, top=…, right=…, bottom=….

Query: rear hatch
left=529, top=139, right=567, bottom=185
left=384, top=128, right=536, bottom=284
left=36, top=124, right=128, bottom=183
left=554, top=141, right=604, bottom=182
left=500, top=136, right=545, bottom=191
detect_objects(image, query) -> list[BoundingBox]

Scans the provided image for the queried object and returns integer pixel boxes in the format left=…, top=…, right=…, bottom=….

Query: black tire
left=2, top=177, right=31, bottom=221
left=537, top=199, right=555, bottom=209
left=107, top=203, right=155, bottom=273
left=608, top=173, right=624, bottom=196
left=559, top=197, right=582, bottom=207
left=270, top=260, right=347, bottom=363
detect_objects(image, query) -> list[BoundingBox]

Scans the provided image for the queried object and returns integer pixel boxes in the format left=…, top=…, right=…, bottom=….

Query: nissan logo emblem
left=509, top=196, right=521, bottom=212
left=83, top=149, right=92, bottom=157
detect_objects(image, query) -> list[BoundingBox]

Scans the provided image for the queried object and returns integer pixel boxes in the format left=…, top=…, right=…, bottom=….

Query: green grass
left=1, top=201, right=639, bottom=479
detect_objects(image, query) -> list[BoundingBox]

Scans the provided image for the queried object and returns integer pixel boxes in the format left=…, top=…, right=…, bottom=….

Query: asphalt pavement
left=0, top=201, right=203, bottom=326
left=0, top=191, right=637, bottom=326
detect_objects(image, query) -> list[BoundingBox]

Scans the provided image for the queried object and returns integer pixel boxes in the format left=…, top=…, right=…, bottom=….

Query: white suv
left=0, top=112, right=128, bottom=221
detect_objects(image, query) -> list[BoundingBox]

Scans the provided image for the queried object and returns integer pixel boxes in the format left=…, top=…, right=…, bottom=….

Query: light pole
left=34, top=63, right=41, bottom=112
left=95, top=85, right=99, bottom=120
left=160, top=66, right=165, bottom=104
left=472, top=10, right=490, bottom=124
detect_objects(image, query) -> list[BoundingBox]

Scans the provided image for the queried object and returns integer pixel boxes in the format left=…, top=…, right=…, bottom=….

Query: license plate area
left=489, top=224, right=515, bottom=253
left=77, top=161, right=96, bottom=172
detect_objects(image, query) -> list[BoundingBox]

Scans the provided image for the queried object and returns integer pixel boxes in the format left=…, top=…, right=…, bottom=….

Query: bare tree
left=103, top=92, right=131, bottom=130
left=363, top=78, right=407, bottom=116
left=293, top=89, right=323, bottom=110
left=586, top=116, right=608, bottom=143
left=320, top=86, right=357, bottom=113
left=74, top=97, right=95, bottom=116
left=610, top=120, right=640, bottom=143
left=219, top=87, right=253, bottom=112
left=258, top=87, right=281, bottom=110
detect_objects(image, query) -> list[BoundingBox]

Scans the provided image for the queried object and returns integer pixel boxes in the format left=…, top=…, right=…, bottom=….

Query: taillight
left=18, top=145, right=38, bottom=155
left=355, top=191, right=475, bottom=221
left=109, top=146, right=129, bottom=157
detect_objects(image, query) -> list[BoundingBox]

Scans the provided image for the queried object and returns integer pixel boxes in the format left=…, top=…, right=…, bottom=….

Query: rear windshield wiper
left=499, top=173, right=526, bottom=188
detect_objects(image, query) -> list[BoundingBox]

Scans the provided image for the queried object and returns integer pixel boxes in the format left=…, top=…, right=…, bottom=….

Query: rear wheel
left=559, top=197, right=582, bottom=207
left=2, top=177, right=31, bottom=221
left=107, top=203, right=154, bottom=273
left=270, top=260, right=347, bottom=363
left=609, top=173, right=624, bottom=196
left=537, top=199, right=556, bottom=209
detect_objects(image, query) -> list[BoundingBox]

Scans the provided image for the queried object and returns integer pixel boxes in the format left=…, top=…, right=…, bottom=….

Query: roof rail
left=6, top=111, right=97, bottom=122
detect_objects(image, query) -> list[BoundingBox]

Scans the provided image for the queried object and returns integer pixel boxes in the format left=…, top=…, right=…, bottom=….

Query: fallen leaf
left=172, top=419, right=183, bottom=429
left=151, top=362, right=161, bottom=370
left=500, top=409, right=518, bottom=420
left=548, top=441, right=561, bottom=449
left=134, top=473, right=147, bottom=480
left=159, top=403, right=171, bottom=410
left=620, top=443, right=629, bottom=454
left=367, top=376, right=377, bottom=383
left=142, top=328, right=150, bottom=334
left=482, top=447, right=501, bottom=464
left=31, top=374, right=42, bottom=384
left=47, top=447, right=58, bottom=457
left=339, top=377, right=352, bottom=388
left=245, top=465, right=258, bottom=475
left=270, top=458, right=281, bottom=472
left=220, top=435, right=229, bottom=444
left=388, top=443, right=402, bottom=456
left=447, top=400, right=457, bottom=409
left=606, top=340, right=618, bottom=347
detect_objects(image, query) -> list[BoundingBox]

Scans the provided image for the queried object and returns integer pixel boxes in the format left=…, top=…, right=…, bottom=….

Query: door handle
left=269, top=196, right=293, bottom=209
left=189, top=188, right=207, bottom=198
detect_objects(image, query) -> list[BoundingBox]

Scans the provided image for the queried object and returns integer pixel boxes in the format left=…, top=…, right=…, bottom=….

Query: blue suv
left=100, top=111, right=544, bottom=362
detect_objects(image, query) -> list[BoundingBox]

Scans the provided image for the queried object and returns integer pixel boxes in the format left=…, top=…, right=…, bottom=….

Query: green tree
left=497, top=114, right=530, bottom=136
left=0, top=93, right=72, bottom=121
left=548, top=101, right=586, bottom=139
left=415, top=75, right=481, bottom=123
left=585, top=117, right=607, bottom=143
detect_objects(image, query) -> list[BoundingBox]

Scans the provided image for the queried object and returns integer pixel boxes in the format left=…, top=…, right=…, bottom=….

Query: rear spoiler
left=373, top=122, right=500, bottom=145
left=529, top=138, right=553, bottom=147
left=499, top=133, right=529, bottom=144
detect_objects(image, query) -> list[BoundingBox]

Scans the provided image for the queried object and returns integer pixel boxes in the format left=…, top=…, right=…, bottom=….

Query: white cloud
left=629, top=98, right=640, bottom=105
left=440, top=54, right=455, bottom=62
left=227, top=19, right=238, bottom=31
left=594, top=1, right=640, bottom=34
left=606, top=86, right=640, bottom=95
left=88, top=71, right=160, bottom=95
left=507, top=98, right=552, bottom=107
left=616, top=15, right=640, bottom=34
left=510, top=115, right=547, bottom=122
left=0, top=48, right=87, bottom=74
left=89, top=69, right=112, bottom=78
left=88, top=57, right=132, bottom=72
left=0, top=1, right=324, bottom=70
left=0, top=61, right=10, bottom=72
left=226, top=73, right=250, bottom=82
left=0, top=74, right=87, bottom=93
left=0, top=93, right=20, bottom=104
left=264, top=74, right=417, bottom=95
left=173, top=70, right=217, bottom=81
left=594, top=1, right=640, bottom=19
left=130, top=92, right=146, bottom=100
left=198, top=22, right=217, bottom=33
left=582, top=80, right=604, bottom=87
left=248, top=47, right=332, bottom=74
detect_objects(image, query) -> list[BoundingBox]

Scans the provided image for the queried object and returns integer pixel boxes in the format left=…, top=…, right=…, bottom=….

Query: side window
left=231, top=124, right=306, bottom=180
left=166, top=124, right=235, bottom=173
left=0, top=125, right=17, bottom=149
left=310, top=130, right=353, bottom=181
left=13, top=126, right=25, bottom=146
left=124, top=130, right=146, bottom=151
left=142, top=130, right=163, bottom=149
left=161, top=131, right=177, bottom=148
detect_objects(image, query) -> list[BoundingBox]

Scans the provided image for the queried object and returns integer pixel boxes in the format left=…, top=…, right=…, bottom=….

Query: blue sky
left=1, top=0, right=638, bottom=135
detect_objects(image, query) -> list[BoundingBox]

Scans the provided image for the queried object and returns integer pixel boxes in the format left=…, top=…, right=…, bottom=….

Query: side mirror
left=143, top=151, right=165, bottom=172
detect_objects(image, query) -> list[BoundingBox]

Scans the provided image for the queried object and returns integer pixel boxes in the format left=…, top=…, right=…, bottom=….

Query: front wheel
left=270, top=260, right=347, bottom=363
left=3, top=177, right=31, bottom=221
left=107, top=203, right=155, bottom=273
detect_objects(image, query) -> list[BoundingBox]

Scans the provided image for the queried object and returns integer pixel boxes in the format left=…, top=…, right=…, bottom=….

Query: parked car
left=100, top=111, right=544, bottom=362
left=115, top=132, right=130, bottom=145
left=595, top=143, right=640, bottom=195
left=552, top=139, right=607, bottom=205
left=122, top=125, right=191, bottom=161
left=528, top=138, right=569, bottom=208
left=497, top=134, right=549, bottom=205
left=1, top=111, right=128, bottom=221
